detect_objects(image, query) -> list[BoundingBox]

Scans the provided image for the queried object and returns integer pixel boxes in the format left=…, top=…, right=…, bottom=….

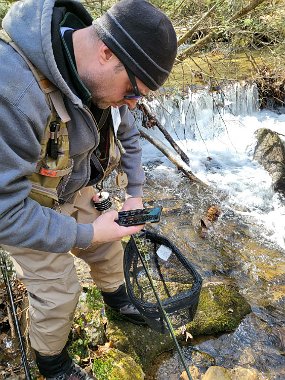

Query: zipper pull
left=115, top=138, right=126, bottom=155
left=47, top=120, right=60, bottom=159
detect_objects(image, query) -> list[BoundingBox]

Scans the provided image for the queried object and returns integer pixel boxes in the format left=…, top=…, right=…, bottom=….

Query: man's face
left=80, top=60, right=150, bottom=110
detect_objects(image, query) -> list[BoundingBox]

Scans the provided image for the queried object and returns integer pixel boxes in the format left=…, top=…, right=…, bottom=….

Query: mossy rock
left=105, top=282, right=251, bottom=372
left=92, top=348, right=144, bottom=380
left=106, top=318, right=173, bottom=370
left=186, top=282, right=251, bottom=335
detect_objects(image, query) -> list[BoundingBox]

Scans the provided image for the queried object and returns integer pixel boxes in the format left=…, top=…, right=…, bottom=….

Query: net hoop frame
left=124, top=230, right=203, bottom=320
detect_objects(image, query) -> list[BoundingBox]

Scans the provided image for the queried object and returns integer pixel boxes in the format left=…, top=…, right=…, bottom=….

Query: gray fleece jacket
left=0, top=0, right=145, bottom=253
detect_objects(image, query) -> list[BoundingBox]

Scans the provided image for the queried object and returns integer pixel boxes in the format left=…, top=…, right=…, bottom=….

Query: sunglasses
left=124, top=65, right=142, bottom=100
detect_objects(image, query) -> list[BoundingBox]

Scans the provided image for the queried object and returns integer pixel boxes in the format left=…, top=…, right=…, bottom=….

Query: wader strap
left=0, top=29, right=71, bottom=123
left=48, top=91, right=70, bottom=123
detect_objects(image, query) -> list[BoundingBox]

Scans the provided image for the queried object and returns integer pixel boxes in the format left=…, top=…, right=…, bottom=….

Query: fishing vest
left=0, top=30, right=121, bottom=208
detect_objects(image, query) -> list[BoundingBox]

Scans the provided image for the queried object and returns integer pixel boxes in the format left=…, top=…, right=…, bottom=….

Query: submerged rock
left=198, top=365, right=231, bottom=380
left=198, top=365, right=267, bottom=380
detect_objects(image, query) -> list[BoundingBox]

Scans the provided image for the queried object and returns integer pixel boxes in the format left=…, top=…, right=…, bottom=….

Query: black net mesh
left=124, top=230, right=203, bottom=333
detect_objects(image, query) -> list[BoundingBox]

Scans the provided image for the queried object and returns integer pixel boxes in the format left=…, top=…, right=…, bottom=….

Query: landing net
left=124, top=230, right=202, bottom=333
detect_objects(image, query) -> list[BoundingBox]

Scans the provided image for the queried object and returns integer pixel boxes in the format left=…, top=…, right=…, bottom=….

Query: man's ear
left=99, top=43, right=114, bottom=64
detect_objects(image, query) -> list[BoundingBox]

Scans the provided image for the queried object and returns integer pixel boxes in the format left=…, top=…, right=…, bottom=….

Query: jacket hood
left=2, top=0, right=90, bottom=105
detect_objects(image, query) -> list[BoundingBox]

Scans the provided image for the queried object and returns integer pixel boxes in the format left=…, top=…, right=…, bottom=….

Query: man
left=0, top=0, right=177, bottom=378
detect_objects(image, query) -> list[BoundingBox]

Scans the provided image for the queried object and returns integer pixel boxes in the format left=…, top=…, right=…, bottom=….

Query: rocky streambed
left=69, top=164, right=285, bottom=380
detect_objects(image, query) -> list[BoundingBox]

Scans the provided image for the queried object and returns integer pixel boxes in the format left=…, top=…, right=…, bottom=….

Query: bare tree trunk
left=177, top=0, right=268, bottom=62
left=139, top=128, right=208, bottom=188
left=178, top=32, right=215, bottom=60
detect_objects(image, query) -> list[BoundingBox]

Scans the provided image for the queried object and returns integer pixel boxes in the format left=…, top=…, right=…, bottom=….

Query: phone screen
left=117, top=206, right=162, bottom=226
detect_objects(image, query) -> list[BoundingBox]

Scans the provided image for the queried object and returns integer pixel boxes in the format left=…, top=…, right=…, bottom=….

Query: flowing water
left=135, top=83, right=285, bottom=379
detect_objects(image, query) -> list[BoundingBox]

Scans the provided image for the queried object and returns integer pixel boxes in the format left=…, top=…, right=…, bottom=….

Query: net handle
left=129, top=236, right=193, bottom=380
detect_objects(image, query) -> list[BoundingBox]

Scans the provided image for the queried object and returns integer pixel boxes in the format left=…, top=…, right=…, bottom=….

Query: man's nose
left=124, top=98, right=139, bottom=110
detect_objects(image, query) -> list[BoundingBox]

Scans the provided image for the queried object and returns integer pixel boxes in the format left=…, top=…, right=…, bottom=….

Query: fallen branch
left=139, top=128, right=208, bottom=188
left=229, top=0, right=267, bottom=22
left=177, top=32, right=215, bottom=61
left=178, top=3, right=218, bottom=47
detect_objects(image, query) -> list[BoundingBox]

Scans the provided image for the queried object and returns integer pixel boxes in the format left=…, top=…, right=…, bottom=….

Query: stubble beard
left=80, top=71, right=109, bottom=109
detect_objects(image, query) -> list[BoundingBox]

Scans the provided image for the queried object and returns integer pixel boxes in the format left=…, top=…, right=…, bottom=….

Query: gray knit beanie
left=93, top=0, right=177, bottom=91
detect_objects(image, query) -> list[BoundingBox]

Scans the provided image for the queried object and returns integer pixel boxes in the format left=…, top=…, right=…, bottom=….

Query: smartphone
left=116, top=206, right=162, bottom=226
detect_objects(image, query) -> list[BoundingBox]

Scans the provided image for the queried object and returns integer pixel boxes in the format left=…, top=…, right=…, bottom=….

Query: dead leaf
left=185, top=331, right=193, bottom=341
left=73, top=323, right=81, bottom=335
left=95, top=342, right=112, bottom=356
left=207, top=205, right=221, bottom=222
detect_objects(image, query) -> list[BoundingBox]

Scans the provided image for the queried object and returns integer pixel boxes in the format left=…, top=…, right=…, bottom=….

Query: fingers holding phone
left=91, top=209, right=144, bottom=244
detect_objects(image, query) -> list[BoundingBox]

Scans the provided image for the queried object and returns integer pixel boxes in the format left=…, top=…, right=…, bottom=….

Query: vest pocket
left=28, top=119, right=72, bottom=208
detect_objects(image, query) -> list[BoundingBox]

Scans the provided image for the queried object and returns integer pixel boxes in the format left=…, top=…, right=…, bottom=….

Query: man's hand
left=91, top=209, right=144, bottom=244
left=121, top=196, right=143, bottom=211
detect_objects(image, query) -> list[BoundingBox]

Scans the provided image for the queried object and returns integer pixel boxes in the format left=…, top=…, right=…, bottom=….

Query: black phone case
left=117, top=207, right=162, bottom=226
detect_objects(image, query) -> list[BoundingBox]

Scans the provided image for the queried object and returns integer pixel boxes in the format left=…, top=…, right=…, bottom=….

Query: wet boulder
left=253, top=128, right=285, bottom=194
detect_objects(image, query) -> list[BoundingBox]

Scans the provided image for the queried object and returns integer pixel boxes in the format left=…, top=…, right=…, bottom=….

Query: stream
left=135, top=83, right=285, bottom=379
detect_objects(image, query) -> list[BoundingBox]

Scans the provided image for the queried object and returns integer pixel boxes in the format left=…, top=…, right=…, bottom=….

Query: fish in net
left=124, top=230, right=203, bottom=333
